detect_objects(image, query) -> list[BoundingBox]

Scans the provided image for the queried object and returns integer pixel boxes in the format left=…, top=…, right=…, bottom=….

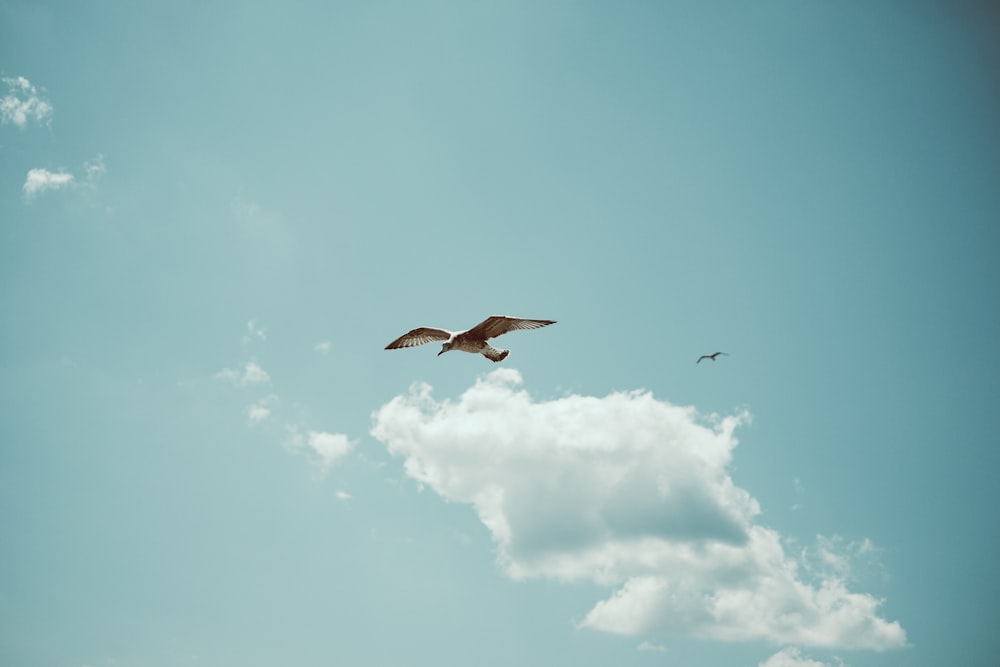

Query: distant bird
left=697, top=351, right=728, bottom=364
left=385, top=315, right=556, bottom=362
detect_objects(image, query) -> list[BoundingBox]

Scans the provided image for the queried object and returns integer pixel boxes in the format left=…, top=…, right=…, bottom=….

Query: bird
left=385, top=315, right=556, bottom=362
left=697, top=351, right=728, bottom=364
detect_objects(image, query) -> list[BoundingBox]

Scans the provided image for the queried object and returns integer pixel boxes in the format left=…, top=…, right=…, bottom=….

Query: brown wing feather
left=465, top=316, right=556, bottom=341
left=385, top=327, right=452, bottom=349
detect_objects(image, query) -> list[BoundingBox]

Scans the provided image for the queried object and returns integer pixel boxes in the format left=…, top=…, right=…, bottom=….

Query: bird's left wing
left=466, top=316, right=556, bottom=341
left=385, top=327, right=452, bottom=349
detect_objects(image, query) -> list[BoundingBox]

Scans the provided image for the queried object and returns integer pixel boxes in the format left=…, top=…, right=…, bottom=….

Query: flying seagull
left=697, top=351, right=728, bottom=364
left=385, top=315, right=556, bottom=362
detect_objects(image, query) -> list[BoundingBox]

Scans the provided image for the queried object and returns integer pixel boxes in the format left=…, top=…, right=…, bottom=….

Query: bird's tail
left=482, top=346, right=510, bottom=363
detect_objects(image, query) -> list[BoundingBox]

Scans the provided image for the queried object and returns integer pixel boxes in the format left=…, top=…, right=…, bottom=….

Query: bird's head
left=438, top=341, right=453, bottom=356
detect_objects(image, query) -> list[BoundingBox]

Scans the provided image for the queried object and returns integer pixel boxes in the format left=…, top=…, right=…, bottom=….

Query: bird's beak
left=437, top=349, right=444, bottom=356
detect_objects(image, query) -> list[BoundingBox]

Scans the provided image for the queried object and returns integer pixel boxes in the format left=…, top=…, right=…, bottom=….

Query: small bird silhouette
left=385, top=315, right=555, bottom=362
left=697, top=351, right=728, bottom=364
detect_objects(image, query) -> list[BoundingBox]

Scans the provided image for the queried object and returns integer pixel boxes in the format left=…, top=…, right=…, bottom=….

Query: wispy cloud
left=243, top=319, right=267, bottom=344
left=759, top=647, right=845, bottom=667
left=637, top=641, right=666, bottom=653
left=23, top=168, right=74, bottom=199
left=336, top=490, right=352, bottom=501
left=371, top=369, right=906, bottom=651
left=1, top=76, right=53, bottom=127
left=283, top=427, right=355, bottom=475
left=246, top=395, right=278, bottom=426
left=83, top=153, right=106, bottom=185
left=791, top=476, right=805, bottom=511
left=314, top=341, right=332, bottom=355
left=216, top=360, right=270, bottom=387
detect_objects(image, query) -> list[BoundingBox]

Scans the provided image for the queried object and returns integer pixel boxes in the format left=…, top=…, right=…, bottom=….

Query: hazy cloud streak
left=216, top=360, right=270, bottom=387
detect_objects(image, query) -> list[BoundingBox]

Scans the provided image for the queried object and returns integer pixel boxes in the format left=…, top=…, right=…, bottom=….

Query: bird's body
left=385, top=315, right=555, bottom=362
left=697, top=351, right=728, bottom=363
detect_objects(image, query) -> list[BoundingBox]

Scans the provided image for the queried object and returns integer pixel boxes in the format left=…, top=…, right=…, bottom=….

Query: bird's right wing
left=385, top=327, right=452, bottom=349
left=465, top=316, right=556, bottom=341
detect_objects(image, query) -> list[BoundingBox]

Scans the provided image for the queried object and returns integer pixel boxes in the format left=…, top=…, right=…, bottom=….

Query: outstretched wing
left=697, top=355, right=709, bottom=364
left=465, top=315, right=556, bottom=341
left=385, top=327, right=452, bottom=350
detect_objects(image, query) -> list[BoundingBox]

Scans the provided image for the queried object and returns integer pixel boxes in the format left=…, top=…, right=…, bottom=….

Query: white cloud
left=759, top=647, right=845, bottom=667
left=636, top=640, right=666, bottom=653
left=284, top=427, right=355, bottom=475
left=1, top=76, right=53, bottom=127
left=247, top=403, right=270, bottom=424
left=216, top=360, right=270, bottom=387
left=23, top=168, right=74, bottom=198
left=22, top=154, right=107, bottom=201
left=336, top=490, right=352, bottom=501
left=246, top=395, right=278, bottom=425
left=314, top=341, right=332, bottom=354
left=371, top=369, right=906, bottom=651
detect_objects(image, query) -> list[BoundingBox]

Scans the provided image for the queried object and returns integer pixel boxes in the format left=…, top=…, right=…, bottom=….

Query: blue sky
left=2, top=2, right=998, bottom=666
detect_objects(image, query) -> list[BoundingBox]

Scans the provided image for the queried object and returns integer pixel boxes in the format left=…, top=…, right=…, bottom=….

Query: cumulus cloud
left=23, top=168, right=74, bottom=198
left=371, top=369, right=906, bottom=651
left=284, top=427, right=355, bottom=475
left=22, top=154, right=107, bottom=201
left=216, top=360, right=270, bottom=387
left=759, top=647, right=845, bottom=667
left=1, top=76, right=53, bottom=127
